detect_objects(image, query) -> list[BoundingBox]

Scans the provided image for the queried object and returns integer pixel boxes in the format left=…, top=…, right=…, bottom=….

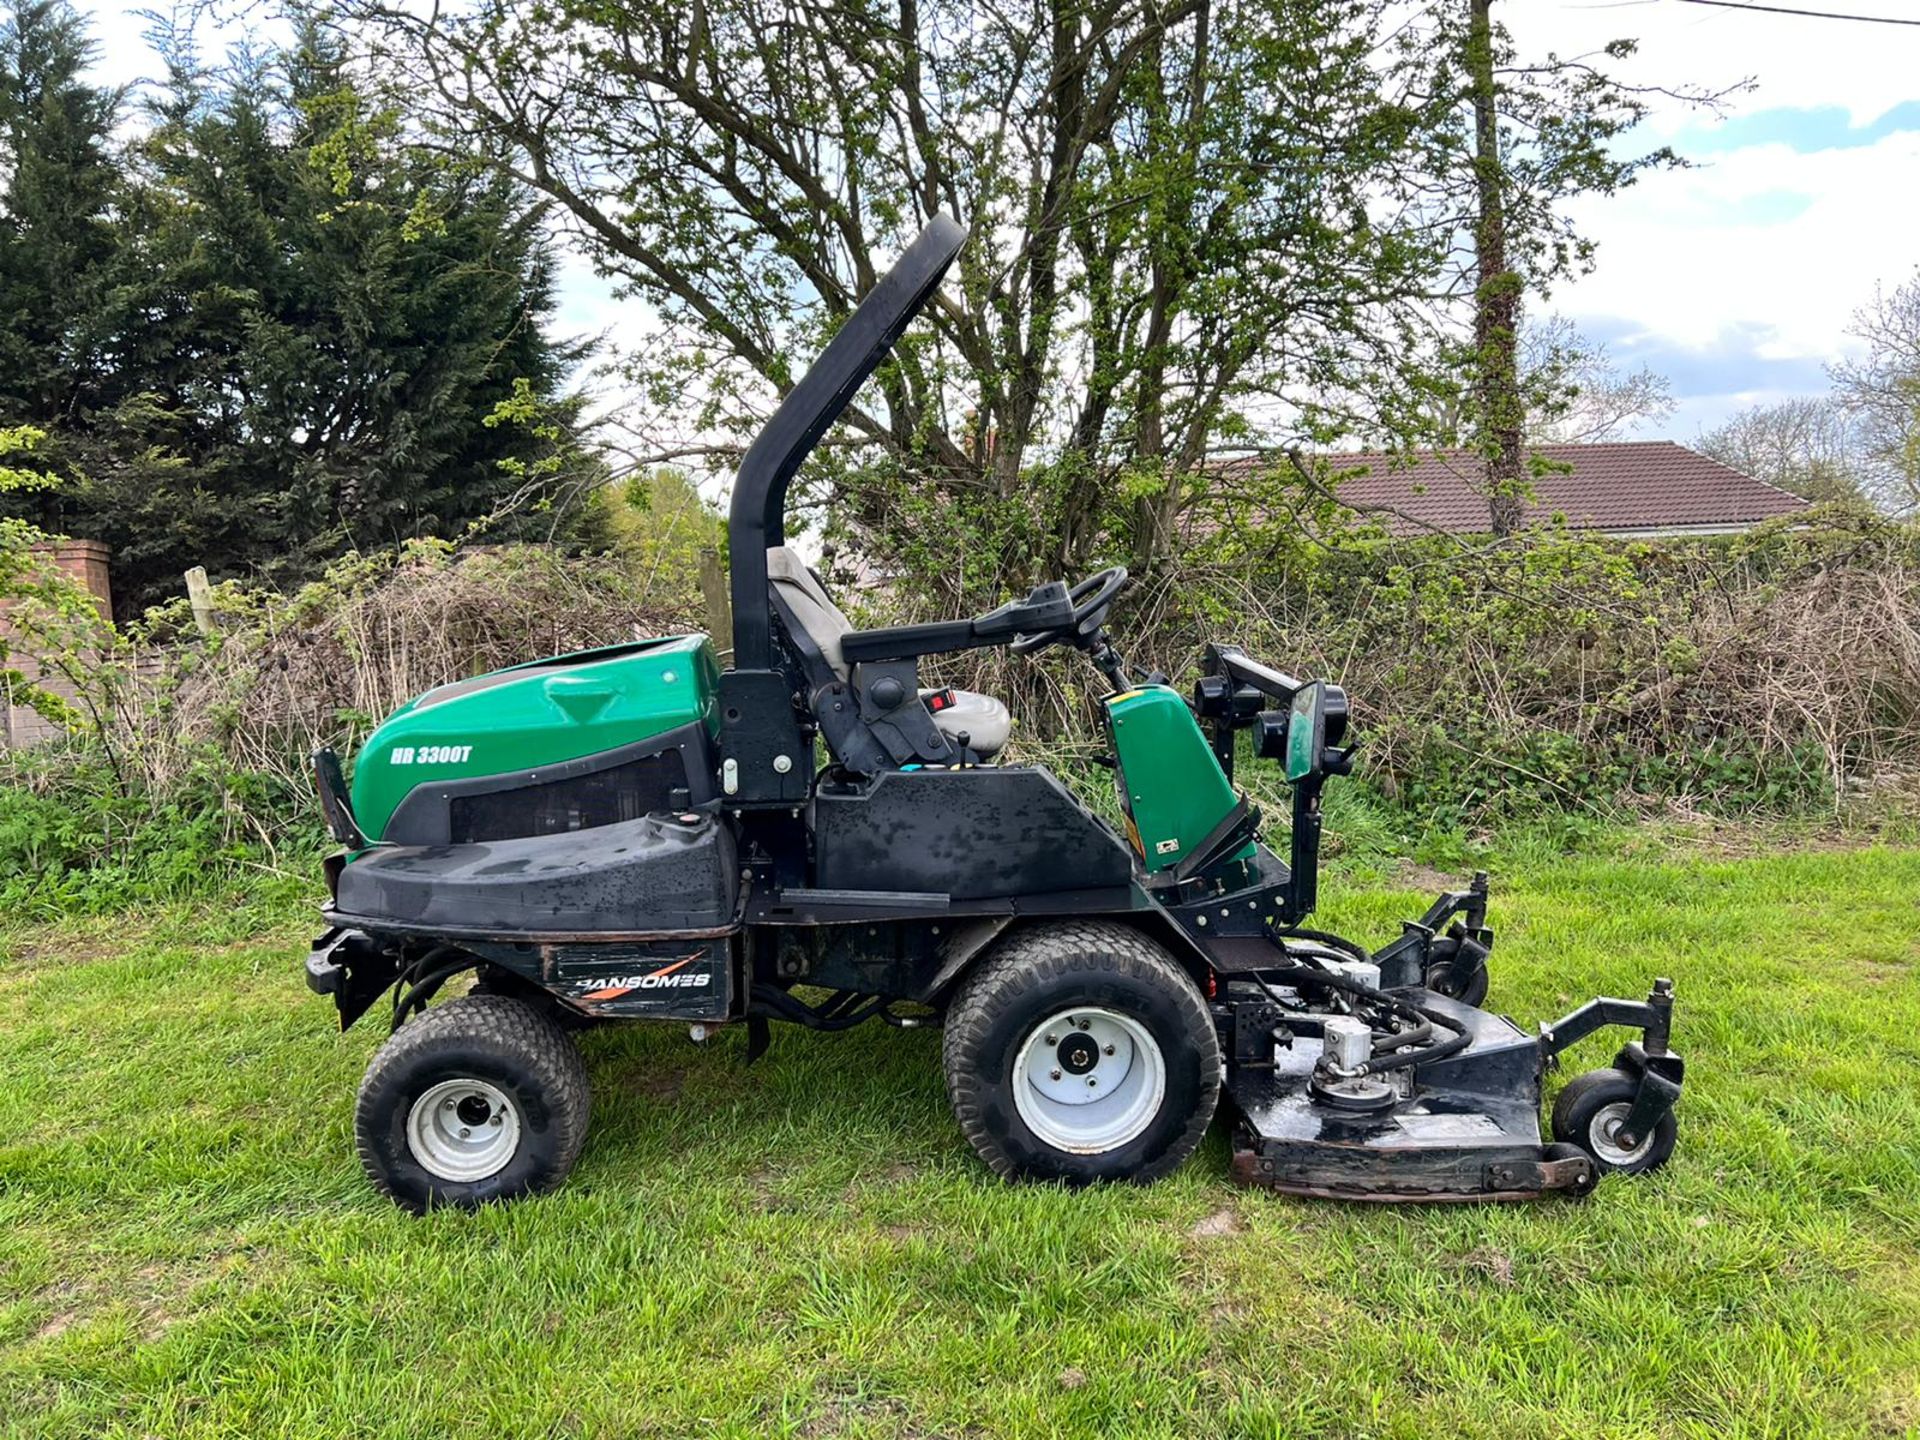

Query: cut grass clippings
left=1, top=847, right=1917, bottom=1438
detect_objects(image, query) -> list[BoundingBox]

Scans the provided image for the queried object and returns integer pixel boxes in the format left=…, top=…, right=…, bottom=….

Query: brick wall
left=3, top=540, right=112, bottom=747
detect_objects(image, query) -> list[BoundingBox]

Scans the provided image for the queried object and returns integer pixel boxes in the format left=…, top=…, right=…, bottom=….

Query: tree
left=1429, top=3, right=1714, bottom=532
left=1697, top=397, right=1864, bottom=504
left=1523, top=316, right=1673, bottom=444
left=1832, top=274, right=1920, bottom=514
left=1465, top=0, right=1524, bottom=535
left=351, top=0, right=1472, bottom=597
left=0, top=0, right=122, bottom=518
left=29, top=19, right=599, bottom=612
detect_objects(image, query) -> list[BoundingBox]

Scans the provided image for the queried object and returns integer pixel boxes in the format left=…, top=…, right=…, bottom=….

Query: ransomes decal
left=575, top=954, right=711, bottom=1002
left=389, top=744, right=474, bottom=765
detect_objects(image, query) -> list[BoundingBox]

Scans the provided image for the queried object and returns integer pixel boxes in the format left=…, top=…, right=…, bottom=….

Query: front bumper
left=305, top=927, right=403, bottom=1030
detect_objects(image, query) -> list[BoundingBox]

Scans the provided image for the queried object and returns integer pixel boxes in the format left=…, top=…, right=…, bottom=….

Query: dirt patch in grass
left=33, top=1308, right=80, bottom=1343
left=624, top=1066, right=686, bottom=1102
left=0, top=934, right=124, bottom=980
left=1869, top=1381, right=1918, bottom=1437
left=1189, top=1208, right=1244, bottom=1239
left=1391, top=863, right=1468, bottom=895
left=798, top=1386, right=910, bottom=1439
left=1455, top=1247, right=1516, bottom=1287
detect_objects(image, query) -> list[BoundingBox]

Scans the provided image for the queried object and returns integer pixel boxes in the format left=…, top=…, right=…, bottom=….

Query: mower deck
left=1225, top=990, right=1585, bottom=1202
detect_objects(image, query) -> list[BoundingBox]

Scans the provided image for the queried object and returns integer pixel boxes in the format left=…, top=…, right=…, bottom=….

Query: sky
left=1509, top=1, right=1920, bottom=441
left=71, top=0, right=1920, bottom=449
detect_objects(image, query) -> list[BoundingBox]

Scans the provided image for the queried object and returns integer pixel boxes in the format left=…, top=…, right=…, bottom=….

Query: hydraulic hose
left=1250, top=963, right=1469, bottom=1076
left=1373, top=1020, right=1432, bottom=1054
left=1355, top=1019, right=1469, bottom=1076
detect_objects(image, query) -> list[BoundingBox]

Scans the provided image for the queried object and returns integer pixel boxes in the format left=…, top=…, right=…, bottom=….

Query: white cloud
left=1510, top=3, right=1920, bottom=437
left=1559, top=130, right=1920, bottom=356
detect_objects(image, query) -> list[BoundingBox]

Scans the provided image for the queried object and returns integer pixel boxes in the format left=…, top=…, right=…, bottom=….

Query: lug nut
left=1104, top=1044, right=1116, bottom=1055
left=1086, top=1077, right=1098, bottom=1087
left=1076, top=1018, right=1091, bottom=1030
left=1049, top=1068, right=1062, bottom=1081
left=490, top=1114, right=503, bottom=1127
left=458, top=1127, right=471, bottom=1139
left=1045, top=1034, right=1058, bottom=1045
left=444, top=1098, right=456, bottom=1110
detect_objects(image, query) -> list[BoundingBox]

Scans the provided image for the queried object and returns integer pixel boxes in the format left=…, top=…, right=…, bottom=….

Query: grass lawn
left=1, top=845, right=1917, bottom=1439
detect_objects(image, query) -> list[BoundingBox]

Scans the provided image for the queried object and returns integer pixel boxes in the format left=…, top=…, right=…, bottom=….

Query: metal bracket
left=1539, top=977, right=1676, bottom=1059
left=1484, top=1150, right=1594, bottom=1196
left=1608, top=1040, right=1686, bottom=1150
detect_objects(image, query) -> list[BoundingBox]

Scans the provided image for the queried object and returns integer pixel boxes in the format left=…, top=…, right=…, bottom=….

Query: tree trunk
left=1469, top=0, right=1526, bottom=537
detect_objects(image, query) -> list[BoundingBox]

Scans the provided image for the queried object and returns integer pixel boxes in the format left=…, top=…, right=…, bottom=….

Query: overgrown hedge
left=4, top=508, right=1918, bottom=913
left=1122, top=504, right=1920, bottom=820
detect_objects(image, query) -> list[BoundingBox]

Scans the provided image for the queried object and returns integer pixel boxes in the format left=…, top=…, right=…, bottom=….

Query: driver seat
left=766, top=546, right=1011, bottom=759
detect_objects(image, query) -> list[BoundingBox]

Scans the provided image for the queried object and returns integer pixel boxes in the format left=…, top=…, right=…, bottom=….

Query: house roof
left=1217, top=441, right=1808, bottom=537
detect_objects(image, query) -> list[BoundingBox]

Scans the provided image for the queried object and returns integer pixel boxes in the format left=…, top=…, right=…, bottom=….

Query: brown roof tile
left=1216, top=441, right=1808, bottom=537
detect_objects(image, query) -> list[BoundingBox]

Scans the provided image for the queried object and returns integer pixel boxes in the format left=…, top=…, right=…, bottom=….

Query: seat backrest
left=767, top=545, right=852, bottom=681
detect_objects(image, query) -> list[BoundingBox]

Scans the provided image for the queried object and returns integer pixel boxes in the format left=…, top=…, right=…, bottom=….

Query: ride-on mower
left=305, top=216, right=1684, bottom=1211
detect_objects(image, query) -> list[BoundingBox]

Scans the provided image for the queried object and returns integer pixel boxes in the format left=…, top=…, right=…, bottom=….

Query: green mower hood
left=348, top=634, right=720, bottom=842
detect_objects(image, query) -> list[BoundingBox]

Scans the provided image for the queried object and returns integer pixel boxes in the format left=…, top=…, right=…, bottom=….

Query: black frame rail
left=718, top=216, right=968, bottom=806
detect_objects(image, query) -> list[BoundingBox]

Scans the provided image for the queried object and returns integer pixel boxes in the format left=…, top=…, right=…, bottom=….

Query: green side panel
left=349, top=634, right=720, bottom=842
left=1103, top=685, right=1252, bottom=874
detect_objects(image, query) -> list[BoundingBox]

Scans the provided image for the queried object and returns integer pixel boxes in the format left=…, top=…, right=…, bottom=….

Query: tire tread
left=942, top=920, right=1219, bottom=1183
left=354, top=993, right=590, bottom=1211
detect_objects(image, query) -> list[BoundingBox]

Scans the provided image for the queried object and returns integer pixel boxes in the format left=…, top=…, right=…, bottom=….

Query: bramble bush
left=3, top=504, right=1919, bottom=912
left=1120, top=502, right=1920, bottom=820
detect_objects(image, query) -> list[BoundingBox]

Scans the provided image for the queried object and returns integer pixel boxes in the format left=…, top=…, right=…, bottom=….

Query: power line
left=1674, top=0, right=1920, bottom=24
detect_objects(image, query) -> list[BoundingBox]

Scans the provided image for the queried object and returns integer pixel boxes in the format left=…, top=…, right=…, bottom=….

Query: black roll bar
left=726, top=214, right=968, bottom=671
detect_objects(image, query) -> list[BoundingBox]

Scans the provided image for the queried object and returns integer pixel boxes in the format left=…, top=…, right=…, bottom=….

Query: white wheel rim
left=1011, top=1006, right=1166, bottom=1155
left=1588, top=1100, right=1652, bottom=1167
left=406, top=1078, right=522, bottom=1182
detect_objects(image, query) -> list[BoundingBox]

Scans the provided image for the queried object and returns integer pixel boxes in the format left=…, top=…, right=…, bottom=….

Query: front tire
left=942, top=922, right=1220, bottom=1185
left=355, top=994, right=591, bottom=1212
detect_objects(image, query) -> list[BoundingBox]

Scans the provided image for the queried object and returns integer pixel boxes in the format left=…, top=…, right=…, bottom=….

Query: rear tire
left=355, top=994, right=591, bottom=1212
left=942, top=922, right=1220, bottom=1185
left=471, top=968, right=601, bottom=1032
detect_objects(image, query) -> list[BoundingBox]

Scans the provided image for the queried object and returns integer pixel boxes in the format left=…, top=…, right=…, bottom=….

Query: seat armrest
left=839, top=582, right=1076, bottom=663
left=840, top=618, right=981, bottom=664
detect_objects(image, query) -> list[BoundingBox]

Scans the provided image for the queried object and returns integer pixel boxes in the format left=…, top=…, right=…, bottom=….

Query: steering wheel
left=1011, top=565, right=1129, bottom=655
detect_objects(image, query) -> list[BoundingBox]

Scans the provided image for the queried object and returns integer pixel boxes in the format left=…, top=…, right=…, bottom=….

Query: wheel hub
left=1013, top=1007, right=1166, bottom=1154
left=1056, top=1032, right=1100, bottom=1075
left=1589, top=1101, right=1653, bottom=1166
left=406, top=1078, right=522, bottom=1183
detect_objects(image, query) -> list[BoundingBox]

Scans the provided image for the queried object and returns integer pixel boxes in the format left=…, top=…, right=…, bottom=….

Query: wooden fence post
left=185, top=566, right=217, bottom=637
left=698, top=548, right=733, bottom=662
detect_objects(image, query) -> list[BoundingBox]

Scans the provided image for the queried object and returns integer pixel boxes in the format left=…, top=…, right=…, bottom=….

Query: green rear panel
left=349, top=634, right=720, bottom=842
left=1103, top=685, right=1251, bottom=874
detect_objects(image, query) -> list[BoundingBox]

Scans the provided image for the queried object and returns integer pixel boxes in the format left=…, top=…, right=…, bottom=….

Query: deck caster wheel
left=355, top=994, right=591, bottom=1212
left=1424, top=936, right=1489, bottom=1007
left=942, top=922, right=1220, bottom=1185
left=1551, top=1067, right=1676, bottom=1178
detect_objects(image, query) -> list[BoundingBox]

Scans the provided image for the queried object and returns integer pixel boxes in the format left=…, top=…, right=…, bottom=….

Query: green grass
left=2, top=847, right=1917, bottom=1439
